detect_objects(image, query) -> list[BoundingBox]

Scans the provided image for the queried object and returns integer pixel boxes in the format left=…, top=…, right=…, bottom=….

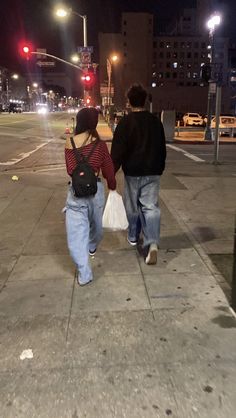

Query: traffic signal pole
left=30, top=51, right=83, bottom=71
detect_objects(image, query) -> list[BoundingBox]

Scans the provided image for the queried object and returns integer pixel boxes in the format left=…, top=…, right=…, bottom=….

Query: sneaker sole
left=145, top=249, right=158, bottom=265
left=78, top=280, right=93, bottom=287
left=127, top=238, right=137, bottom=246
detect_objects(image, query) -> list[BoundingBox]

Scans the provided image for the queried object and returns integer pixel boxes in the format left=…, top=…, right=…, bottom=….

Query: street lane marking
left=167, top=144, right=205, bottom=162
left=0, top=142, right=48, bottom=165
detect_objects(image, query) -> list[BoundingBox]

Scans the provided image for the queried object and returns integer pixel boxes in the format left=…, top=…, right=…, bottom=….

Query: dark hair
left=75, top=107, right=99, bottom=135
left=127, top=84, right=147, bottom=107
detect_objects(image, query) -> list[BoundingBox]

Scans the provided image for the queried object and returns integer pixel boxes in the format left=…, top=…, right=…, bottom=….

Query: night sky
left=1, top=0, right=236, bottom=72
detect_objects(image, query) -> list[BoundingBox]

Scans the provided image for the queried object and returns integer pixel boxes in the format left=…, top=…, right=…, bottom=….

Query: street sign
left=209, top=82, right=217, bottom=94
left=80, top=52, right=91, bottom=64
left=77, top=46, right=93, bottom=53
left=100, top=86, right=114, bottom=96
left=36, top=48, right=47, bottom=59
left=36, top=61, right=55, bottom=67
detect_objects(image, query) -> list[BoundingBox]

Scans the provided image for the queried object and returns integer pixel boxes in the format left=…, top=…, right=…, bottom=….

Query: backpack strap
left=70, top=137, right=83, bottom=164
left=70, top=137, right=100, bottom=173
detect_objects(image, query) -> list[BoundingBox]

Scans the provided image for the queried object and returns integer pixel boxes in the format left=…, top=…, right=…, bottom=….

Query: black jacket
left=111, top=111, right=166, bottom=176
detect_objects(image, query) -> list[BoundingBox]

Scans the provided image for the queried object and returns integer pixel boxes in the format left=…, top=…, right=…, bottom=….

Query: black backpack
left=70, top=137, right=99, bottom=198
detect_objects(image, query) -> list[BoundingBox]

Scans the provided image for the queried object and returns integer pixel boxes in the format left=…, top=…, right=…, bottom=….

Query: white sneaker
left=145, top=243, right=158, bottom=265
left=127, top=236, right=138, bottom=246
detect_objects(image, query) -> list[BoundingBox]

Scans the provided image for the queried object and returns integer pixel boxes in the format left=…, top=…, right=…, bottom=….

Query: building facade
left=98, top=5, right=231, bottom=115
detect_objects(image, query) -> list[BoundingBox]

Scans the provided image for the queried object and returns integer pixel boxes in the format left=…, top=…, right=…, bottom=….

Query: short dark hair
left=127, top=84, right=147, bottom=107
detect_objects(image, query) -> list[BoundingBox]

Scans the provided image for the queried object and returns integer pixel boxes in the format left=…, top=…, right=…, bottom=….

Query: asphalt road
left=0, top=112, right=236, bottom=173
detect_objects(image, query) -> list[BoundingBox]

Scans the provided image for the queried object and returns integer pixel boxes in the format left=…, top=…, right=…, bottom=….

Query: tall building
left=151, top=35, right=229, bottom=113
left=99, top=8, right=231, bottom=114
left=99, top=13, right=153, bottom=109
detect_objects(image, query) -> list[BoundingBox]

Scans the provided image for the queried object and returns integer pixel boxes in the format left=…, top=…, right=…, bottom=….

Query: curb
left=172, top=139, right=236, bottom=145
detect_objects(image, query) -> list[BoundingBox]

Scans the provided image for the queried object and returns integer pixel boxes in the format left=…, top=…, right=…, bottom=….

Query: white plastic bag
left=102, top=191, right=128, bottom=230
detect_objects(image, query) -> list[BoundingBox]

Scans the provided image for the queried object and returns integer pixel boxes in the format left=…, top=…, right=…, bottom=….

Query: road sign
left=77, top=46, right=93, bottom=53
left=36, top=48, right=47, bottom=59
left=80, top=52, right=91, bottom=64
left=100, top=85, right=114, bottom=97
left=36, top=61, right=55, bottom=67
left=209, top=82, right=217, bottom=94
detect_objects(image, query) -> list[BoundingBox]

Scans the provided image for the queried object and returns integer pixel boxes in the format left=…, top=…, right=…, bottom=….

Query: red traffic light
left=23, top=46, right=30, bottom=54
left=81, top=71, right=95, bottom=90
left=81, top=75, right=91, bottom=82
left=19, top=41, right=33, bottom=60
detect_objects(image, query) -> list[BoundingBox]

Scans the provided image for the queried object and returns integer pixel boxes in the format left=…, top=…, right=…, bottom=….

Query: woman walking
left=65, top=107, right=116, bottom=286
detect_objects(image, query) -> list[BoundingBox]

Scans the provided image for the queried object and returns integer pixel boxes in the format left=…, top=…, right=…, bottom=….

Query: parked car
left=183, top=112, right=204, bottom=126
left=211, top=116, right=236, bottom=136
left=4, top=103, right=23, bottom=113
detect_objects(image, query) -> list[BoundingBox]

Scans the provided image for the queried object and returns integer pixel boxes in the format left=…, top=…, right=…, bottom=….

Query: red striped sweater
left=65, top=139, right=116, bottom=190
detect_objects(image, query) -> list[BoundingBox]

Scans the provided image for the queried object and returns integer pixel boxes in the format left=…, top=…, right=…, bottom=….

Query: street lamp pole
left=72, top=11, right=87, bottom=47
left=106, top=55, right=118, bottom=115
left=107, top=58, right=112, bottom=110
left=204, top=14, right=221, bottom=141
left=55, top=8, right=87, bottom=48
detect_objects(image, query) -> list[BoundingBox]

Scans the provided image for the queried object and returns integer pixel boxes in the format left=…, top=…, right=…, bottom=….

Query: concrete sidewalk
left=0, top=123, right=236, bottom=418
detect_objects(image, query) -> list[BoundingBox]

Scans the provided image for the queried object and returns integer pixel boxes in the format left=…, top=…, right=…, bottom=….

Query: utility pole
left=213, top=85, right=222, bottom=164
left=204, top=14, right=221, bottom=141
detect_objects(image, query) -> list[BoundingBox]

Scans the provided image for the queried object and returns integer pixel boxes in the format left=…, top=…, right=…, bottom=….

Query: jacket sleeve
left=160, top=121, right=167, bottom=173
left=111, top=118, right=127, bottom=173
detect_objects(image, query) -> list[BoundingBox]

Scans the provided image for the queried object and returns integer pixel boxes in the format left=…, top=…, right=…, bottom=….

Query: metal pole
left=213, top=85, right=221, bottom=164
left=83, top=15, right=87, bottom=47
left=6, top=78, right=9, bottom=103
left=107, top=59, right=112, bottom=118
left=204, top=30, right=214, bottom=141
left=204, top=87, right=213, bottom=140
left=232, top=214, right=236, bottom=311
left=30, top=51, right=83, bottom=71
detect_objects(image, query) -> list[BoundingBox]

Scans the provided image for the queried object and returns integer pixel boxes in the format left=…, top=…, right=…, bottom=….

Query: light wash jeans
left=65, top=182, right=105, bottom=285
left=124, top=175, right=161, bottom=248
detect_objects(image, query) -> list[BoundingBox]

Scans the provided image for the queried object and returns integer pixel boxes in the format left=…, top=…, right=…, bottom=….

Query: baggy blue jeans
left=124, top=175, right=161, bottom=248
left=65, top=182, right=105, bottom=285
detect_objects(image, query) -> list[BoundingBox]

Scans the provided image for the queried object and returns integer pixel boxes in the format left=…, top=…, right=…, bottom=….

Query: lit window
left=173, top=62, right=178, bottom=68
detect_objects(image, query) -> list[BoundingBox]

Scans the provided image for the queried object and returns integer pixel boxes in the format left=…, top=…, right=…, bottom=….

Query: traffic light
left=86, top=97, right=91, bottom=105
left=200, top=64, right=211, bottom=83
left=81, top=71, right=95, bottom=90
left=19, top=42, right=33, bottom=60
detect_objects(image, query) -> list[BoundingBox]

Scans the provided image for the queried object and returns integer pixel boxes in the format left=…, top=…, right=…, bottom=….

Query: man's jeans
left=124, top=175, right=161, bottom=248
left=65, top=182, right=105, bottom=284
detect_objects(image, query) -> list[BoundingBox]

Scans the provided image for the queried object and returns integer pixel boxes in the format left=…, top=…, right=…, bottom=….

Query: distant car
left=67, top=108, right=77, bottom=114
left=37, top=105, right=48, bottom=115
left=211, top=116, right=236, bottom=136
left=183, top=113, right=204, bottom=126
left=8, top=103, right=22, bottom=113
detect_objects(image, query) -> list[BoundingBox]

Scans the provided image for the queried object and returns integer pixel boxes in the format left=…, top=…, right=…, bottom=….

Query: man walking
left=111, top=84, right=166, bottom=264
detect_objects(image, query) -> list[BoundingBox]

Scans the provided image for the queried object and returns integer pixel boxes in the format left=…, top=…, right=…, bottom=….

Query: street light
left=55, top=7, right=87, bottom=47
left=107, top=55, right=118, bottom=112
left=204, top=13, right=221, bottom=141
left=71, top=53, right=80, bottom=64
